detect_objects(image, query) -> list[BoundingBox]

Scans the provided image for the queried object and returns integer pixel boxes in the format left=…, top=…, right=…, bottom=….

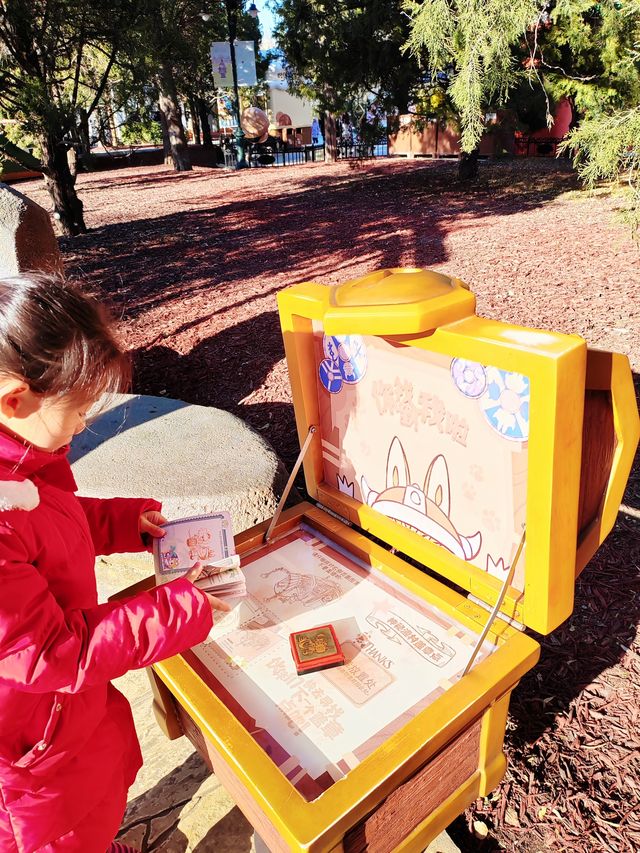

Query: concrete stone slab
left=425, top=830, right=462, bottom=853
left=71, top=393, right=289, bottom=570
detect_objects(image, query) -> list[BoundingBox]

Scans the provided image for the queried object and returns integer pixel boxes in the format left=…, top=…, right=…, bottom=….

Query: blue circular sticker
left=319, top=335, right=367, bottom=393
left=318, top=358, right=344, bottom=394
left=480, top=368, right=530, bottom=441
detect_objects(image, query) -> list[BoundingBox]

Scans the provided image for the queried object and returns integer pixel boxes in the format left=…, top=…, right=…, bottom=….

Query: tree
left=172, top=0, right=263, bottom=151
left=549, top=2, right=640, bottom=232
left=274, top=1, right=421, bottom=119
left=406, top=0, right=640, bottom=189
left=116, top=0, right=206, bottom=171
left=0, top=0, right=137, bottom=235
left=405, top=0, right=540, bottom=178
left=122, top=0, right=262, bottom=170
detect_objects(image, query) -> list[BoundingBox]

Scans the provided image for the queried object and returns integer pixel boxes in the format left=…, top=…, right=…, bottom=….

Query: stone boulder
left=0, top=182, right=63, bottom=277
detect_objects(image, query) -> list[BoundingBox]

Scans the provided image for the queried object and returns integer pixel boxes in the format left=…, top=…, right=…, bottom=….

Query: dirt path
left=15, top=158, right=640, bottom=852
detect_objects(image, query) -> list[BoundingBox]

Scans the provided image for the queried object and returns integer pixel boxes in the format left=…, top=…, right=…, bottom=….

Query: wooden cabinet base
left=174, top=697, right=483, bottom=853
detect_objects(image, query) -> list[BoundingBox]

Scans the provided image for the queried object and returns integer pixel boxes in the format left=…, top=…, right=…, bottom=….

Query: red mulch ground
left=16, top=157, right=640, bottom=852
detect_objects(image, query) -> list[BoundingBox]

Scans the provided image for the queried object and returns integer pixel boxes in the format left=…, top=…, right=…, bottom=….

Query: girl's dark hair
left=0, top=272, right=130, bottom=398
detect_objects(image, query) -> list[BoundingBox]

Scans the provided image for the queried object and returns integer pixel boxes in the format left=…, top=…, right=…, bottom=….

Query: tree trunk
left=158, top=109, right=173, bottom=165
left=188, top=95, right=201, bottom=146
left=324, top=112, right=337, bottom=163
left=458, top=148, right=479, bottom=181
left=107, top=111, right=119, bottom=145
left=39, top=132, right=87, bottom=236
left=157, top=66, right=192, bottom=171
left=197, top=97, right=213, bottom=147
left=76, top=107, right=93, bottom=171
left=67, top=146, right=79, bottom=182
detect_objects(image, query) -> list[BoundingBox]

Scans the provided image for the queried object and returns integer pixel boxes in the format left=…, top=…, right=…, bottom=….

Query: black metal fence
left=335, top=139, right=389, bottom=160
left=221, top=137, right=326, bottom=168
left=218, top=134, right=391, bottom=168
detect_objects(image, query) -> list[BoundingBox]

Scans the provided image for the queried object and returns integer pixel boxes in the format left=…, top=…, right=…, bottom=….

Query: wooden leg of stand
left=146, top=667, right=183, bottom=740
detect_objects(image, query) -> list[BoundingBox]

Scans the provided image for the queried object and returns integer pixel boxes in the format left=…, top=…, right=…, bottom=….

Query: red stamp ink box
left=289, top=624, right=345, bottom=674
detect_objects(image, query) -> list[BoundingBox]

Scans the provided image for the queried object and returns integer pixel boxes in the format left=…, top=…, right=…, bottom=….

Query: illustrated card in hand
left=153, top=512, right=235, bottom=583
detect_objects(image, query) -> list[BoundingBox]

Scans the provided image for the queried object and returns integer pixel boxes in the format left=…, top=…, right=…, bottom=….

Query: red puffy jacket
left=0, top=431, right=213, bottom=852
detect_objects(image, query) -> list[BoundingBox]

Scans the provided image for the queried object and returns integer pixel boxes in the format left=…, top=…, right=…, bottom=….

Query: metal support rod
left=462, top=528, right=527, bottom=677
left=264, top=426, right=317, bottom=543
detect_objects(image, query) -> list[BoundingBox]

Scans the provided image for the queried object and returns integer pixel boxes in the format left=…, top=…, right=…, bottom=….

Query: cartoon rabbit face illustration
left=360, top=437, right=481, bottom=561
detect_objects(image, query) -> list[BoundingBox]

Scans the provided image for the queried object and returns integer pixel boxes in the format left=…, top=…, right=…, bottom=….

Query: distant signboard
left=211, top=40, right=257, bottom=88
left=266, top=63, right=288, bottom=90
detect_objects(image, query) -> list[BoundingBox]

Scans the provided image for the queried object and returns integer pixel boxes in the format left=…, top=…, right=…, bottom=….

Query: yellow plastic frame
left=278, top=279, right=588, bottom=634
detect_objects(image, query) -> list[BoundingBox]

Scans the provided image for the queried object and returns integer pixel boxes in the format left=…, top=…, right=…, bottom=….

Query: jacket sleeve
left=77, top=496, right=162, bottom=555
left=0, top=521, right=213, bottom=695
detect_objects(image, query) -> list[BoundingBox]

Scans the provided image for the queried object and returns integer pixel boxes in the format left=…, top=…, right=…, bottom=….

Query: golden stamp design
left=289, top=624, right=344, bottom=674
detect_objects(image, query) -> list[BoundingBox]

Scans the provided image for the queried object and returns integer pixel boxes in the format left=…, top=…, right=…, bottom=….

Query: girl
left=0, top=272, right=230, bottom=852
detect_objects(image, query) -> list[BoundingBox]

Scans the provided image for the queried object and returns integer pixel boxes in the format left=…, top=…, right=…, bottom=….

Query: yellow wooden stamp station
left=117, top=268, right=639, bottom=852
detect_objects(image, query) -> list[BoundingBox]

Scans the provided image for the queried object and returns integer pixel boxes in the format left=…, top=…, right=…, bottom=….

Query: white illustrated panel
left=189, top=525, right=494, bottom=800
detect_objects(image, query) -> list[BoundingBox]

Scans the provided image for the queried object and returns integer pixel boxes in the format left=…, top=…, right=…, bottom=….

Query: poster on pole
left=235, top=40, right=257, bottom=86
left=210, top=40, right=257, bottom=88
left=211, top=42, right=233, bottom=88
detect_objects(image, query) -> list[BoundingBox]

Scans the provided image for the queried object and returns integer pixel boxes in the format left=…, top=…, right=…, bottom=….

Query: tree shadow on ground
left=118, top=750, right=254, bottom=852
left=61, top=159, right=580, bottom=325
left=449, top=375, right=640, bottom=851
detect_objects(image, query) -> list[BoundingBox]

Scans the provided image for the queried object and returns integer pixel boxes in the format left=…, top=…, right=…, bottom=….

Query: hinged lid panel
left=277, top=269, right=639, bottom=634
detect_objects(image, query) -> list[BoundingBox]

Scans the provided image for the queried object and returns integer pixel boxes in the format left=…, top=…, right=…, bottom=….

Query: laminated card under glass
left=186, top=522, right=496, bottom=801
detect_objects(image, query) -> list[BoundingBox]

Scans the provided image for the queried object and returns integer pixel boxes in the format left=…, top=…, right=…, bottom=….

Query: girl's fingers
left=206, top=593, right=233, bottom=613
left=184, top=563, right=232, bottom=614
left=184, top=561, right=203, bottom=583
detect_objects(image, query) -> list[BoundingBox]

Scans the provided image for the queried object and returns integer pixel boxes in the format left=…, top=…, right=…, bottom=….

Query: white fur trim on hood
left=0, top=479, right=40, bottom=511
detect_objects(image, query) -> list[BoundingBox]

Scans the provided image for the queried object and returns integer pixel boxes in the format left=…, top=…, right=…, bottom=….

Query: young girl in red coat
left=0, top=272, right=231, bottom=852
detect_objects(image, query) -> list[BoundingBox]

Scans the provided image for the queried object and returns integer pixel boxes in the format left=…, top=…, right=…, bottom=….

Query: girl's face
left=0, top=386, right=96, bottom=452
left=27, top=395, right=95, bottom=451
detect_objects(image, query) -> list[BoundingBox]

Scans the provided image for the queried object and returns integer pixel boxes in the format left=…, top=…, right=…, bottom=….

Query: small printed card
left=153, top=513, right=246, bottom=597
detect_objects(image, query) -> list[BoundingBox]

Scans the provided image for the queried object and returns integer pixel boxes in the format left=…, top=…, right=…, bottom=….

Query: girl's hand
left=140, top=510, right=167, bottom=545
left=185, top=562, right=233, bottom=614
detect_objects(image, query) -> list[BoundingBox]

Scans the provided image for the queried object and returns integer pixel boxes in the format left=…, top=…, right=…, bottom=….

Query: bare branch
left=540, top=57, right=599, bottom=82
left=85, top=49, right=118, bottom=121
left=526, top=15, right=552, bottom=128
